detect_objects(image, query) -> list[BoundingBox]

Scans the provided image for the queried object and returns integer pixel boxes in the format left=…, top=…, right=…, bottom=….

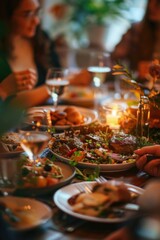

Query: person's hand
left=135, top=145, right=160, bottom=177
left=104, top=227, right=130, bottom=240
left=69, top=69, right=92, bottom=86
left=1, top=68, right=37, bottom=96
left=14, top=68, right=37, bottom=91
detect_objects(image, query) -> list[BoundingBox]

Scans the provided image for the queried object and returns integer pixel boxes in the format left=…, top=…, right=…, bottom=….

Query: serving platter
left=25, top=105, right=98, bottom=130
left=54, top=181, right=144, bottom=223
left=49, top=150, right=136, bottom=172
left=49, top=129, right=137, bottom=172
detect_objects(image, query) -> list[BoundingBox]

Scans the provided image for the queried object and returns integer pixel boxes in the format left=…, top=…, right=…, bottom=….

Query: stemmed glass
left=88, top=51, right=111, bottom=88
left=45, top=67, right=69, bottom=107
left=87, top=51, right=111, bottom=109
left=0, top=152, right=20, bottom=196
left=19, top=131, right=51, bottom=171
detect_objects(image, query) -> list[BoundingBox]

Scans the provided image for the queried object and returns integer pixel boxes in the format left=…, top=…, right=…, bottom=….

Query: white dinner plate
left=60, top=86, right=94, bottom=107
left=54, top=181, right=144, bottom=223
left=26, top=105, right=98, bottom=130
left=0, top=196, right=52, bottom=231
left=50, top=150, right=136, bottom=172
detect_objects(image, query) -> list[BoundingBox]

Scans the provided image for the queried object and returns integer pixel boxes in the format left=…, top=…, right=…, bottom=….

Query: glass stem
left=51, top=92, right=58, bottom=108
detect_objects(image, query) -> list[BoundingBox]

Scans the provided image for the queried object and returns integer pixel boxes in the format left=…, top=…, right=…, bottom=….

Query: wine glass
left=45, top=67, right=69, bottom=107
left=87, top=51, right=111, bottom=110
left=0, top=152, right=20, bottom=196
left=19, top=131, right=51, bottom=170
left=87, top=51, right=111, bottom=88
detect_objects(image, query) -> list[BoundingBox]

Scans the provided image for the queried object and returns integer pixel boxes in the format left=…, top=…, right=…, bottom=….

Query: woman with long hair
left=0, top=0, right=61, bottom=107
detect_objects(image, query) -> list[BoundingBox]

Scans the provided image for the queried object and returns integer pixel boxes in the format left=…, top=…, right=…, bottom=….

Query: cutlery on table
left=49, top=211, right=86, bottom=232
left=0, top=202, right=20, bottom=223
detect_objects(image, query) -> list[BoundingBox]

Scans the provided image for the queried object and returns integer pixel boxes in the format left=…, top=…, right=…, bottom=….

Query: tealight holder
left=103, top=103, right=124, bottom=131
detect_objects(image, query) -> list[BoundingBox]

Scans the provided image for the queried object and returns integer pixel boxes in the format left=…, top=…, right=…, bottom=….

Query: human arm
left=0, top=69, right=37, bottom=99
left=69, top=69, right=92, bottom=86
left=104, top=227, right=131, bottom=240
left=10, top=85, right=50, bottom=108
left=134, top=145, right=160, bottom=177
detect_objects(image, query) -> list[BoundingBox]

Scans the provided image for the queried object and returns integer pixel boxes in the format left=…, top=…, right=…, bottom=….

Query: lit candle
left=104, top=104, right=123, bottom=130
left=107, top=109, right=119, bottom=129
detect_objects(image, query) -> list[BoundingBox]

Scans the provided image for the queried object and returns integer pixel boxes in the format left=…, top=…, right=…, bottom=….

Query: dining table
left=8, top=146, right=154, bottom=240
left=1, top=90, right=159, bottom=240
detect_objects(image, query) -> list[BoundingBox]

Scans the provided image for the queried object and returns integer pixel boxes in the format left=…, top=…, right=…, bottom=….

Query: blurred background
left=41, top=0, right=147, bottom=52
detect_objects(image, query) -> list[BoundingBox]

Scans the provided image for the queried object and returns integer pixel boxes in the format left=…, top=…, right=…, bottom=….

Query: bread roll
left=66, top=110, right=83, bottom=124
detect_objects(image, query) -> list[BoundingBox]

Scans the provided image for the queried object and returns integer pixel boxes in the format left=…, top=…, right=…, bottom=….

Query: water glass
left=45, top=68, right=69, bottom=107
left=0, top=152, right=20, bottom=196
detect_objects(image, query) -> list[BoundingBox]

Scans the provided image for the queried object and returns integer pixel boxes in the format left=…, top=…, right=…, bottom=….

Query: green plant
left=64, top=0, right=129, bottom=26
left=112, top=63, right=160, bottom=109
left=50, top=0, right=129, bottom=43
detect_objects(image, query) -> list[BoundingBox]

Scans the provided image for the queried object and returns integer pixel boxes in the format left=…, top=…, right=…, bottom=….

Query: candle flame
left=112, top=109, right=117, bottom=116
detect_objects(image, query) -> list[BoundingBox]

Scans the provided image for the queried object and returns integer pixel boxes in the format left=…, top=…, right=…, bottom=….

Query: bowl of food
left=15, top=156, right=76, bottom=196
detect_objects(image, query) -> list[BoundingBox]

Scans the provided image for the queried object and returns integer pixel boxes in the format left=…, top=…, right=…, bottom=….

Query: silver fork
left=95, top=176, right=107, bottom=183
left=76, top=183, right=92, bottom=193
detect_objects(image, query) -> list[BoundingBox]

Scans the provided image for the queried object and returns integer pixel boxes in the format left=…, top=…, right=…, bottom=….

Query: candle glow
left=104, top=104, right=123, bottom=130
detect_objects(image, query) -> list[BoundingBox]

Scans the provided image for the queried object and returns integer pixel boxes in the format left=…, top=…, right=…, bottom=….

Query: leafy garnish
left=75, top=167, right=100, bottom=181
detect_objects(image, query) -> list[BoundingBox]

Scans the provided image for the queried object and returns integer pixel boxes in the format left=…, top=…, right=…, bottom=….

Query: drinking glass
left=45, top=67, right=69, bottom=107
left=19, top=131, right=51, bottom=168
left=87, top=51, right=111, bottom=109
left=0, top=153, right=20, bottom=196
left=88, top=51, right=111, bottom=88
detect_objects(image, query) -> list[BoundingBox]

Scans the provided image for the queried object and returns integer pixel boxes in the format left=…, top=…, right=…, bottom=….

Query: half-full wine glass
left=19, top=131, right=51, bottom=170
left=88, top=51, right=111, bottom=88
left=45, top=67, right=69, bottom=107
left=87, top=51, right=111, bottom=109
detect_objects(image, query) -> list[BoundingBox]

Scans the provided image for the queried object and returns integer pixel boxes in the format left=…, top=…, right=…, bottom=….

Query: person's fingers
left=15, top=68, right=36, bottom=76
left=136, top=155, right=148, bottom=170
left=135, top=145, right=160, bottom=157
left=15, top=69, right=37, bottom=91
left=144, top=160, right=160, bottom=177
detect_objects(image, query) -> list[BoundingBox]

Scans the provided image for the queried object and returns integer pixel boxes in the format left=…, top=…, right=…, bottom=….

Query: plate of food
left=0, top=132, right=23, bottom=153
left=15, top=157, right=75, bottom=196
left=0, top=196, right=52, bottom=231
left=49, top=129, right=137, bottom=172
left=60, top=86, right=94, bottom=107
left=54, top=181, right=144, bottom=223
left=25, top=105, right=98, bottom=130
